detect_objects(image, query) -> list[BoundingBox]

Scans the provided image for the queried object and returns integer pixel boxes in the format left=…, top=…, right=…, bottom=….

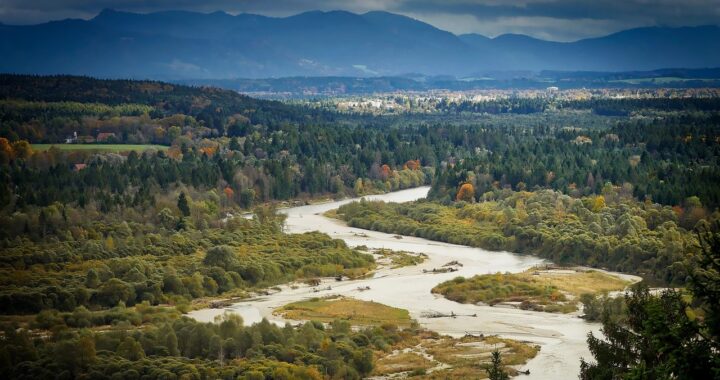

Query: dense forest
left=429, top=113, right=720, bottom=209
left=580, top=227, right=720, bottom=379
left=335, top=189, right=705, bottom=285
left=3, top=75, right=720, bottom=211
left=2, top=74, right=720, bottom=284
left=2, top=74, right=720, bottom=378
left=1, top=309, right=404, bottom=379
left=0, top=211, right=375, bottom=314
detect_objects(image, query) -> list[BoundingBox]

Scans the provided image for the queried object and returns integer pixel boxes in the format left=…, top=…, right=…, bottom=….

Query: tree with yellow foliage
left=591, top=195, right=606, bottom=212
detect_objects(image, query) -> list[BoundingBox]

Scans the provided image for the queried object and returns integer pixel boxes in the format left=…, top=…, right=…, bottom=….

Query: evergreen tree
left=580, top=285, right=715, bottom=379
left=688, top=223, right=720, bottom=372
left=177, top=192, right=191, bottom=217
left=486, top=350, right=508, bottom=380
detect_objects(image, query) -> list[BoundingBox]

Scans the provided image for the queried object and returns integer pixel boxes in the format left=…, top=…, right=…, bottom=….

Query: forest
left=2, top=74, right=720, bottom=378
left=3, top=76, right=720, bottom=212
left=335, top=189, right=704, bottom=285
left=2, top=310, right=396, bottom=380
left=428, top=112, right=720, bottom=209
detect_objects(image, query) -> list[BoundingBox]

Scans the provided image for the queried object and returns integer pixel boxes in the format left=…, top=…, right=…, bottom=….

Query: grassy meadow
left=433, top=268, right=631, bottom=313
left=275, top=296, right=413, bottom=327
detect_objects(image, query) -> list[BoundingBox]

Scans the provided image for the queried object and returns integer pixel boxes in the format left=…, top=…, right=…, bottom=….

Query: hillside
left=1, top=9, right=719, bottom=78
left=0, top=74, right=327, bottom=135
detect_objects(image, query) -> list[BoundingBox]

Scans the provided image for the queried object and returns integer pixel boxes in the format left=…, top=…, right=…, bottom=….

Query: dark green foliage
left=203, top=245, right=237, bottom=270
left=177, top=192, right=191, bottom=217
left=688, top=223, right=720, bottom=359
left=580, top=225, right=720, bottom=380
left=580, top=286, right=717, bottom=379
left=336, top=191, right=701, bottom=285
left=2, top=74, right=720, bottom=380
left=486, top=350, right=509, bottom=380
left=0, top=74, right=327, bottom=139
left=96, top=278, right=135, bottom=307
left=0, top=212, right=374, bottom=314
left=4, top=76, right=720, bottom=214
left=1, top=312, right=406, bottom=380
left=429, top=113, right=720, bottom=210
left=579, top=293, right=626, bottom=322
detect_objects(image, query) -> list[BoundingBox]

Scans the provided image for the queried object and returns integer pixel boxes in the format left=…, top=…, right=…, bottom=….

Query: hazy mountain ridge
left=1, top=9, right=719, bottom=79
left=175, top=68, right=720, bottom=98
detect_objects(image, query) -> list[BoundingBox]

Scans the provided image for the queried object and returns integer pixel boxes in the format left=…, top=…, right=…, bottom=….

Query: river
left=190, top=186, right=619, bottom=379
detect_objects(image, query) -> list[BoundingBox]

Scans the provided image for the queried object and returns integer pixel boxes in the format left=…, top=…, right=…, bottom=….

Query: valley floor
left=189, top=187, right=640, bottom=379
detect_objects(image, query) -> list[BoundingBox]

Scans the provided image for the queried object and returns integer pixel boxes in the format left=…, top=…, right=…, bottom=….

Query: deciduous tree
left=456, top=183, right=475, bottom=202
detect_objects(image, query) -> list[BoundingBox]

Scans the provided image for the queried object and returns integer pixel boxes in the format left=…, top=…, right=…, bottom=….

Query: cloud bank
left=1, top=0, right=719, bottom=41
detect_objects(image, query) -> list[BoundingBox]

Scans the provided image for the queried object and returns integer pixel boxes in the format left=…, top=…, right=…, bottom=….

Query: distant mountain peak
left=459, top=33, right=491, bottom=39
left=493, top=33, right=544, bottom=42
left=362, top=10, right=418, bottom=20
left=93, top=8, right=123, bottom=18
left=291, top=9, right=358, bottom=18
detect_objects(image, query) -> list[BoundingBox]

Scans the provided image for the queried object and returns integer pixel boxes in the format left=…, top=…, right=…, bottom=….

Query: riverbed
left=189, top=186, right=628, bottom=379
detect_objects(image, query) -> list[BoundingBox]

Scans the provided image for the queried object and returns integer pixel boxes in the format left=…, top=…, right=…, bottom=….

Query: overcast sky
left=1, top=0, right=719, bottom=41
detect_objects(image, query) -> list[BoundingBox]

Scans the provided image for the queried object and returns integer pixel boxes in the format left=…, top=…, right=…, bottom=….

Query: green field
left=32, top=144, right=169, bottom=152
left=276, top=296, right=413, bottom=327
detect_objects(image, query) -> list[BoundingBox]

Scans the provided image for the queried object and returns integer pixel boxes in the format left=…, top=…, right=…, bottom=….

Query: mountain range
left=1, top=9, right=719, bottom=79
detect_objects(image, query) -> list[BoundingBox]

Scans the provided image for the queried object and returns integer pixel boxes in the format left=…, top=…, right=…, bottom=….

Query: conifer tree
left=177, top=192, right=191, bottom=217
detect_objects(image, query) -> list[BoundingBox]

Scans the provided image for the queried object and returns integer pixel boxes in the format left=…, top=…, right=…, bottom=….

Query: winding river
left=190, top=186, right=629, bottom=379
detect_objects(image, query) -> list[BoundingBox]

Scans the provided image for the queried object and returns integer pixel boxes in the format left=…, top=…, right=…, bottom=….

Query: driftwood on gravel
left=420, top=310, right=477, bottom=318
left=423, top=267, right=458, bottom=274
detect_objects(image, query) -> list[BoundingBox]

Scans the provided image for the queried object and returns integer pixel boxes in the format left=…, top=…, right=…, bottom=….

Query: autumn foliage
left=199, top=146, right=217, bottom=157
left=456, top=183, right=475, bottom=202
left=0, top=138, right=13, bottom=164
left=380, top=164, right=392, bottom=180
left=223, top=186, right=235, bottom=200
left=591, top=195, right=606, bottom=212
left=0, top=138, right=33, bottom=163
left=403, top=159, right=421, bottom=170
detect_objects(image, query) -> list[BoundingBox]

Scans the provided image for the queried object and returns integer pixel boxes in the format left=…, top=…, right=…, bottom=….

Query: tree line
left=335, top=189, right=707, bottom=285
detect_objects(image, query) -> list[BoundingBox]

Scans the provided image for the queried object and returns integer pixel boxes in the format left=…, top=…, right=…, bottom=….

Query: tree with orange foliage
left=223, top=186, right=235, bottom=207
left=380, top=164, right=391, bottom=180
left=403, top=159, right=421, bottom=170
left=166, top=147, right=182, bottom=160
left=200, top=146, right=217, bottom=157
left=456, top=183, right=475, bottom=202
left=0, top=138, right=13, bottom=164
left=223, top=187, right=234, bottom=200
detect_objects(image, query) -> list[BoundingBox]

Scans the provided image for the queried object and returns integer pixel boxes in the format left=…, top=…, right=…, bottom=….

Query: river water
left=190, top=186, right=616, bottom=379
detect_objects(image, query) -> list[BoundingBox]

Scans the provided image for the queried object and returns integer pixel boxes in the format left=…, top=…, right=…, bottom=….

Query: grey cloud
left=392, top=0, right=720, bottom=23
left=1, top=0, right=719, bottom=41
